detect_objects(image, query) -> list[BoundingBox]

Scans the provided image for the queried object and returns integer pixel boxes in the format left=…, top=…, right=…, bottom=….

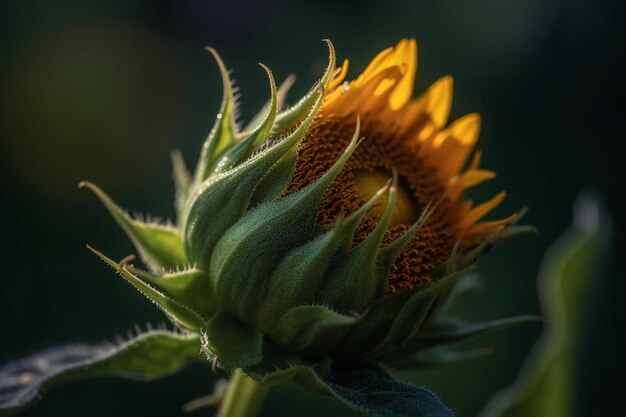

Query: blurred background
left=1, top=0, right=623, bottom=416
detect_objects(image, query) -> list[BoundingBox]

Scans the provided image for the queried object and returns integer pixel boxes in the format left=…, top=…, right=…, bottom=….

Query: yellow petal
left=389, top=39, right=417, bottom=110
left=463, top=191, right=506, bottom=228
left=328, top=59, right=349, bottom=92
left=431, top=113, right=481, bottom=178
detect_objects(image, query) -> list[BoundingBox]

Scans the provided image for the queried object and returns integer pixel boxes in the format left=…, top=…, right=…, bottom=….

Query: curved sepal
left=88, top=246, right=207, bottom=331
left=273, top=39, right=337, bottom=133
left=80, top=182, right=187, bottom=272
left=200, top=311, right=263, bottom=370
left=376, top=202, right=437, bottom=292
left=211, top=64, right=278, bottom=173
left=184, top=88, right=323, bottom=269
left=209, top=125, right=359, bottom=320
left=250, top=142, right=299, bottom=204
left=244, top=74, right=295, bottom=133
left=336, top=179, right=391, bottom=250
left=380, top=267, right=472, bottom=352
left=194, top=47, right=238, bottom=183
left=257, top=220, right=347, bottom=330
left=338, top=291, right=412, bottom=359
left=318, top=172, right=398, bottom=313
left=127, top=265, right=215, bottom=319
left=271, top=305, right=358, bottom=352
left=393, top=346, right=495, bottom=369
left=0, top=330, right=201, bottom=415
left=417, top=316, right=540, bottom=349
left=171, top=150, right=192, bottom=224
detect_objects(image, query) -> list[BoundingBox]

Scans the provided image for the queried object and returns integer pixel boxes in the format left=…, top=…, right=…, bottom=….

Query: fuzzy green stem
left=217, top=369, right=270, bottom=417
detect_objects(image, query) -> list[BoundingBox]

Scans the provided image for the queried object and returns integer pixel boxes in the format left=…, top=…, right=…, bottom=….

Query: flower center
left=286, top=114, right=456, bottom=291
left=352, top=169, right=419, bottom=226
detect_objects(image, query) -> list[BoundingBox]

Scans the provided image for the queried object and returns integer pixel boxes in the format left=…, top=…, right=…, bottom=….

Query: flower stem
left=217, top=369, right=270, bottom=417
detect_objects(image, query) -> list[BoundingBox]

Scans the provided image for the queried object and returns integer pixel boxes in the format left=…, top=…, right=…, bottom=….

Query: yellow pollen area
left=353, top=169, right=420, bottom=226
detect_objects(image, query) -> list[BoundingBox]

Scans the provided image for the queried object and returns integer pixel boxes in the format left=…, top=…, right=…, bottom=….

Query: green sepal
left=317, top=171, right=398, bottom=313
left=201, top=311, right=263, bottom=370
left=88, top=246, right=207, bottom=331
left=171, top=149, right=192, bottom=225
left=193, top=47, right=238, bottom=184
left=80, top=181, right=187, bottom=272
left=127, top=265, right=215, bottom=319
left=272, top=40, right=336, bottom=134
left=380, top=267, right=472, bottom=352
left=337, top=290, right=412, bottom=359
left=184, top=88, right=323, bottom=269
left=0, top=330, right=202, bottom=415
left=335, top=179, right=391, bottom=250
left=243, top=74, right=295, bottom=133
left=270, top=305, right=358, bottom=352
left=209, top=127, right=359, bottom=320
left=256, top=219, right=347, bottom=331
left=376, top=202, right=437, bottom=293
left=250, top=142, right=299, bottom=204
left=417, top=316, right=540, bottom=349
left=394, top=346, right=495, bottom=369
left=210, top=64, right=278, bottom=174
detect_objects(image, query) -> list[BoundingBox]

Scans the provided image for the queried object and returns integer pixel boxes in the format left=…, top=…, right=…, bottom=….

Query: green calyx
left=80, top=41, right=533, bottom=384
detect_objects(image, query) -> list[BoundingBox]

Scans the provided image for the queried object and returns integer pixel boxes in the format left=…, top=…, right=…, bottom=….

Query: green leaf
left=322, top=362, right=454, bottom=417
left=480, top=194, right=612, bottom=417
left=245, top=359, right=453, bottom=417
left=0, top=330, right=201, bottom=415
left=80, top=181, right=187, bottom=272
left=88, top=246, right=208, bottom=331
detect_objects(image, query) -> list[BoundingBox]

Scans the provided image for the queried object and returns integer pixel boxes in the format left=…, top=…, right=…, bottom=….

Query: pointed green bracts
left=77, top=41, right=531, bottom=383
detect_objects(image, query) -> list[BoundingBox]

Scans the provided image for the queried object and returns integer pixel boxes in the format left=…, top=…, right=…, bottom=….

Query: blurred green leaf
left=323, top=363, right=454, bottom=417
left=480, top=194, right=612, bottom=417
left=0, top=330, right=202, bottom=415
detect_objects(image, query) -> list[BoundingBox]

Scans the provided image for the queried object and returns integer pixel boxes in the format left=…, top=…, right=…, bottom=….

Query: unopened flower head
left=82, top=39, right=521, bottom=379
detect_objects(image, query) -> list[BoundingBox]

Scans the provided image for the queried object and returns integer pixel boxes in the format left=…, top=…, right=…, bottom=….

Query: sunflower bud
left=82, top=39, right=525, bottom=381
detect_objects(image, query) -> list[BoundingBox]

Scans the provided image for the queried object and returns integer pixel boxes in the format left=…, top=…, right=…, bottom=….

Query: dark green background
left=1, top=1, right=623, bottom=416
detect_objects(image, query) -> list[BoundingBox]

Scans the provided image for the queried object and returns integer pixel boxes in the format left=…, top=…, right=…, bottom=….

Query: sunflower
left=287, top=38, right=514, bottom=292
left=1, top=38, right=533, bottom=417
